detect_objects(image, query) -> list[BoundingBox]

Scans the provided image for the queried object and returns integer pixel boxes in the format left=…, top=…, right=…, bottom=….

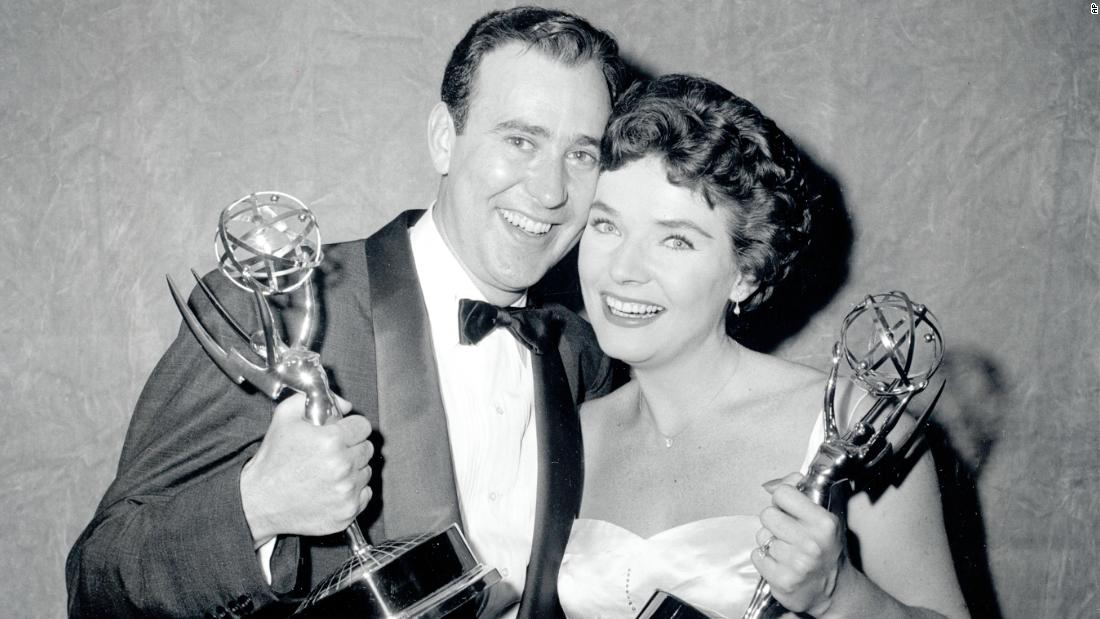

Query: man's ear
left=427, top=102, right=456, bottom=175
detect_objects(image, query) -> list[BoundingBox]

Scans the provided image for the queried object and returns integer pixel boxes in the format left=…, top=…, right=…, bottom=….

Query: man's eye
left=508, top=136, right=535, bottom=150
left=569, top=150, right=599, bottom=167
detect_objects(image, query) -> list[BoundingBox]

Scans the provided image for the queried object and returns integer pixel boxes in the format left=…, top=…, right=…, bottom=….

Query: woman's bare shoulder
left=743, top=349, right=827, bottom=398
left=579, top=379, right=638, bottom=419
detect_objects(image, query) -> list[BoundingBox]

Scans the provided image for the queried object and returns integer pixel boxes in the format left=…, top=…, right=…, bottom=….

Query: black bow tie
left=458, top=299, right=562, bottom=355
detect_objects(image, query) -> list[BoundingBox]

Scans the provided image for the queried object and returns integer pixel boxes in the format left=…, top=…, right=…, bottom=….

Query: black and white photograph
left=2, top=1, right=1097, bottom=617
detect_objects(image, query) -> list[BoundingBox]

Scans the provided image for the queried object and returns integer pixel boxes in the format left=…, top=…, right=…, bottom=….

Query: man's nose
left=526, top=157, right=568, bottom=208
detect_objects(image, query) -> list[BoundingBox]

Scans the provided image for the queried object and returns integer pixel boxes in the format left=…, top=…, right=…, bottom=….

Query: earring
left=733, top=301, right=741, bottom=316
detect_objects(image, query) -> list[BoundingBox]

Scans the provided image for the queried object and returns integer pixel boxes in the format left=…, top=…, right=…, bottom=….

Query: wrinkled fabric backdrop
left=2, top=1, right=1097, bottom=617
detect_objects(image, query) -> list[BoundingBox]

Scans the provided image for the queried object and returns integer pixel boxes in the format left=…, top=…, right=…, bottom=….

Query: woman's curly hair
left=601, top=74, right=813, bottom=311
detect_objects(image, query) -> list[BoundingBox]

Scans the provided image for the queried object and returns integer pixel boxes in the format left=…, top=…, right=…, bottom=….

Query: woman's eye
left=590, top=218, right=617, bottom=234
left=663, top=235, right=695, bottom=250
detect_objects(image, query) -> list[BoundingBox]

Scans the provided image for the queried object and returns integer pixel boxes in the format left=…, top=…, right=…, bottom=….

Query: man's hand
left=239, top=393, right=374, bottom=547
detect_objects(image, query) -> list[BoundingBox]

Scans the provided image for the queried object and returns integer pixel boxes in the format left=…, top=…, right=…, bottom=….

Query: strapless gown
left=558, top=415, right=825, bottom=619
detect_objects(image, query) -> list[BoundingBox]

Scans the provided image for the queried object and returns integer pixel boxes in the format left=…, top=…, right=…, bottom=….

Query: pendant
left=664, top=437, right=673, bottom=448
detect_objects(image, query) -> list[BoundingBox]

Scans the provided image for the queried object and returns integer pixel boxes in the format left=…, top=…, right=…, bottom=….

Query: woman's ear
left=729, top=271, right=760, bottom=306
left=427, top=102, right=456, bottom=175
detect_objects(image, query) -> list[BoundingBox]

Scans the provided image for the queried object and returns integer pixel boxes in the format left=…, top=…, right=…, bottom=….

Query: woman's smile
left=601, top=293, right=666, bottom=325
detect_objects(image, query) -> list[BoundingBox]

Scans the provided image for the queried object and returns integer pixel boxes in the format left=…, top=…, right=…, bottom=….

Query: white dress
left=558, top=415, right=825, bottom=618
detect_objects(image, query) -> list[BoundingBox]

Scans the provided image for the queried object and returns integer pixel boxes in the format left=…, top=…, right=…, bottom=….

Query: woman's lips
left=600, top=293, right=665, bottom=326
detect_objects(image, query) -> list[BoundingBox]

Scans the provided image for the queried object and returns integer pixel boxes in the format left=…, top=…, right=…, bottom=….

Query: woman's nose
left=608, top=239, right=650, bottom=285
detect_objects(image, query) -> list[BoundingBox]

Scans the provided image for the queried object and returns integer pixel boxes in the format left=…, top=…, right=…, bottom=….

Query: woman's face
left=579, top=156, right=756, bottom=367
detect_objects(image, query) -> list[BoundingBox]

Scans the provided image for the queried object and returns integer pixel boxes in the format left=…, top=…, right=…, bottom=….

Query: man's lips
left=499, top=208, right=553, bottom=236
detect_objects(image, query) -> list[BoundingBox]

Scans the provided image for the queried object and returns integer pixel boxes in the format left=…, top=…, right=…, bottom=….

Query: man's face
left=430, top=43, right=612, bottom=305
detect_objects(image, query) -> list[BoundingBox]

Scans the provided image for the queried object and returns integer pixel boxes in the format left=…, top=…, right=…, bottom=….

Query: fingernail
left=762, top=478, right=784, bottom=491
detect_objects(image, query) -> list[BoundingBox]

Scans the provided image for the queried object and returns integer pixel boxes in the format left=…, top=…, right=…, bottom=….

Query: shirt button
left=489, top=491, right=498, bottom=501
left=501, top=568, right=510, bottom=578
left=495, top=405, right=505, bottom=416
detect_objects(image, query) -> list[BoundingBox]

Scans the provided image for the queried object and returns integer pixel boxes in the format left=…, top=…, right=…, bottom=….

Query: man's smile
left=498, top=208, right=553, bottom=237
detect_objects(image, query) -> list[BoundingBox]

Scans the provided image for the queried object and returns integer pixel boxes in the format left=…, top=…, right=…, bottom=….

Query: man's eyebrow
left=494, top=120, right=550, bottom=138
left=575, top=135, right=601, bottom=149
left=494, top=120, right=602, bottom=148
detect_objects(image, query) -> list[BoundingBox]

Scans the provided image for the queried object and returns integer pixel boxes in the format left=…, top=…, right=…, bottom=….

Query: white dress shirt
left=409, top=208, right=538, bottom=619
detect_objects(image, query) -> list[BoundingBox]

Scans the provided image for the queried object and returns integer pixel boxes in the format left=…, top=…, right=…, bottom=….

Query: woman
left=557, top=75, right=968, bottom=618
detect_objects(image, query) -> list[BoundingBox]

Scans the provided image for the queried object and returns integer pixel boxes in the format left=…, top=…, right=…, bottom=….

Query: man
left=66, top=7, right=627, bottom=618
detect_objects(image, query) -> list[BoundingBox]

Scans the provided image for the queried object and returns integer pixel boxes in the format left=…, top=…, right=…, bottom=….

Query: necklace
left=638, top=349, right=742, bottom=449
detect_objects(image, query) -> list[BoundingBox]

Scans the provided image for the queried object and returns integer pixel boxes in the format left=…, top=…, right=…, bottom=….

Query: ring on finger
left=758, top=535, right=775, bottom=558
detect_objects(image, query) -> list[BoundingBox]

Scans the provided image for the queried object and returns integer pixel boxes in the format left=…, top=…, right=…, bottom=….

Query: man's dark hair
left=601, top=74, right=813, bottom=311
left=441, top=6, right=627, bottom=133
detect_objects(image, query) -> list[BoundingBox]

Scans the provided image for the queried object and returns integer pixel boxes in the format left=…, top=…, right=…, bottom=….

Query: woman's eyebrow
left=655, top=218, right=714, bottom=239
left=589, top=201, right=618, bottom=215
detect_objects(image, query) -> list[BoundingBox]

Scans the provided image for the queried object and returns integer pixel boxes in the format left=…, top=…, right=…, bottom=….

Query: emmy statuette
left=168, top=191, right=500, bottom=618
left=633, top=291, right=945, bottom=619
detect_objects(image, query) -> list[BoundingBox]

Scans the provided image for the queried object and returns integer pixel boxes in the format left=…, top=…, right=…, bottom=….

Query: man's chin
left=476, top=270, right=543, bottom=304
left=488, top=257, right=556, bottom=292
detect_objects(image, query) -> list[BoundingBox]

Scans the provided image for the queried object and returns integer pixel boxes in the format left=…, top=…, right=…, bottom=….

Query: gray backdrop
left=3, top=1, right=1097, bottom=617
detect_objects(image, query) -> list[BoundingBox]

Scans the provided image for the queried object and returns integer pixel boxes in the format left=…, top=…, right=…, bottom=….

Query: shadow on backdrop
left=924, top=349, right=1007, bottom=618
left=847, top=347, right=1005, bottom=618
left=730, top=148, right=852, bottom=352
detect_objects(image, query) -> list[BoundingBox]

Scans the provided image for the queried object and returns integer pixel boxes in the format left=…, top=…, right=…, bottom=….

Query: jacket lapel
left=364, top=213, right=584, bottom=615
left=364, top=211, right=463, bottom=540
left=518, top=342, right=584, bottom=618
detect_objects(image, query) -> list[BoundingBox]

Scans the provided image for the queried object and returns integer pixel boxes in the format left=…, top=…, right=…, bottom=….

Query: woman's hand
left=751, top=472, right=847, bottom=617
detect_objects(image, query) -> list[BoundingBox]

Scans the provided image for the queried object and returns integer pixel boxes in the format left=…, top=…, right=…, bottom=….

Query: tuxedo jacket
left=66, top=211, right=614, bottom=618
